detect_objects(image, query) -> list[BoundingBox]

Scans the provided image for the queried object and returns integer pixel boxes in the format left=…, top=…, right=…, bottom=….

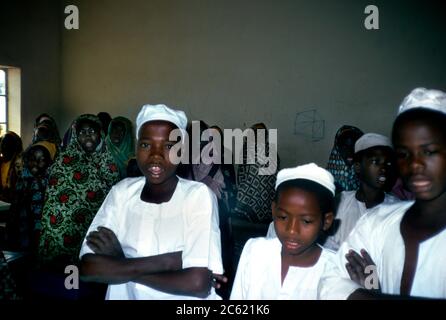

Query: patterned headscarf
left=38, top=114, right=120, bottom=266
left=327, top=125, right=363, bottom=193
left=10, top=142, right=56, bottom=251
left=105, top=117, right=135, bottom=179
left=233, top=123, right=279, bottom=223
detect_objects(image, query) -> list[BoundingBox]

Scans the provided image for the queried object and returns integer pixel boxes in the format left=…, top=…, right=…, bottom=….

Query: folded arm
left=80, top=227, right=219, bottom=298
left=134, top=267, right=213, bottom=298
left=80, top=251, right=182, bottom=284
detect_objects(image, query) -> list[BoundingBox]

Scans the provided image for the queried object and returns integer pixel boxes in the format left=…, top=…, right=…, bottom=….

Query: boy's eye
left=395, top=150, right=409, bottom=159
left=275, top=215, right=286, bottom=221
left=165, top=143, right=174, bottom=150
left=423, top=149, right=437, bottom=156
left=302, top=219, right=313, bottom=225
left=139, top=142, right=149, bottom=148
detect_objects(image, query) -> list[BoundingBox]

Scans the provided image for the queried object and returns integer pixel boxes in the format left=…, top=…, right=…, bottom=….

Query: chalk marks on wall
left=294, top=109, right=325, bottom=142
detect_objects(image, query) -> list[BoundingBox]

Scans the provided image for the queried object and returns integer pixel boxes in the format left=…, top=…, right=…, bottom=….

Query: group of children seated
left=1, top=86, right=445, bottom=300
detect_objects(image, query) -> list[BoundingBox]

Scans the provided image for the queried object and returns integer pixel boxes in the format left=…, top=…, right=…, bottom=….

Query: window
left=0, top=66, right=20, bottom=136
left=0, top=69, right=6, bottom=135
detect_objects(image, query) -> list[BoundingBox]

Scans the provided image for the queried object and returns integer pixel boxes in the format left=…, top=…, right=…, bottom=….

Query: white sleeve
left=323, top=235, right=340, bottom=251
left=230, top=238, right=254, bottom=300
left=79, top=185, right=122, bottom=258
left=266, top=222, right=276, bottom=238
left=182, top=185, right=223, bottom=274
left=318, top=214, right=375, bottom=300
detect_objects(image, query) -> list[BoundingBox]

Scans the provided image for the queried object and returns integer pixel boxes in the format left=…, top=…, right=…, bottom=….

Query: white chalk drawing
left=294, top=109, right=325, bottom=142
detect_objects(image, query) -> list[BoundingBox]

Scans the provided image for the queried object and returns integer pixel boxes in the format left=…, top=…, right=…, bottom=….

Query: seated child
left=318, top=88, right=446, bottom=299
left=79, top=104, right=224, bottom=300
left=230, top=163, right=335, bottom=299
left=324, top=133, right=400, bottom=251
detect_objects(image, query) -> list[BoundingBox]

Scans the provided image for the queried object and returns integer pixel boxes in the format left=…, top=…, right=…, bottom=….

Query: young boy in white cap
left=319, top=88, right=446, bottom=299
left=230, top=163, right=335, bottom=299
left=79, top=104, right=224, bottom=300
left=324, top=133, right=400, bottom=251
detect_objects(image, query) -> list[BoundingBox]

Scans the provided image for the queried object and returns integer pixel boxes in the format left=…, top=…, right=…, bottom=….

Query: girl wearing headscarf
left=105, top=116, right=135, bottom=180
left=38, top=114, right=119, bottom=268
left=7, top=141, right=57, bottom=251
left=326, top=125, right=364, bottom=193
left=185, top=121, right=227, bottom=199
left=234, top=123, right=279, bottom=223
left=0, top=131, right=23, bottom=202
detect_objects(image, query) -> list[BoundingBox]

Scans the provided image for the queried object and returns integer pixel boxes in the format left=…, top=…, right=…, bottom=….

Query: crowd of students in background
left=0, top=87, right=445, bottom=300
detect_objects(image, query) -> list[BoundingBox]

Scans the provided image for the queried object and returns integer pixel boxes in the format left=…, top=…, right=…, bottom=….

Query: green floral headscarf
left=38, top=114, right=120, bottom=267
left=105, top=116, right=135, bottom=179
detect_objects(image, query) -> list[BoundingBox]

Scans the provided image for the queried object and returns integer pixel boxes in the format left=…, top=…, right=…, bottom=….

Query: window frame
left=0, top=68, right=8, bottom=132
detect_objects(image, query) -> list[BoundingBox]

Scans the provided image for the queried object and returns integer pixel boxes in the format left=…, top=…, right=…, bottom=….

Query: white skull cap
left=136, top=104, right=188, bottom=138
left=398, top=88, right=446, bottom=115
left=275, top=163, right=335, bottom=195
left=354, top=133, right=392, bottom=153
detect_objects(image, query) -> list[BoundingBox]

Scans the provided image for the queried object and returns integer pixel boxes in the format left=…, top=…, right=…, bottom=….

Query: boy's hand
left=211, top=273, right=228, bottom=290
left=346, top=249, right=381, bottom=292
left=86, top=226, right=125, bottom=259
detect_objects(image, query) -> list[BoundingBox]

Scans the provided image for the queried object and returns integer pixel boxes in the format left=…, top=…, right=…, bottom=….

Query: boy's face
left=27, top=147, right=51, bottom=178
left=136, top=121, right=179, bottom=185
left=355, top=147, right=394, bottom=190
left=272, top=188, right=333, bottom=257
left=393, top=120, right=446, bottom=201
left=77, top=120, right=101, bottom=153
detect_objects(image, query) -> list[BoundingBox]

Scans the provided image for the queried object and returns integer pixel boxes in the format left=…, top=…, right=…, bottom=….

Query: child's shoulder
left=177, top=177, right=214, bottom=196
left=319, top=245, right=337, bottom=260
left=338, top=190, right=356, bottom=202
left=383, top=192, right=402, bottom=205
left=111, top=176, right=146, bottom=192
left=359, top=200, right=414, bottom=230
left=243, top=237, right=281, bottom=256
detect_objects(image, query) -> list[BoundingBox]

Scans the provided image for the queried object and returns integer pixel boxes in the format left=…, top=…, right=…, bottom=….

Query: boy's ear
left=271, top=201, right=277, bottom=218
left=322, top=212, right=334, bottom=231
left=354, top=161, right=361, bottom=175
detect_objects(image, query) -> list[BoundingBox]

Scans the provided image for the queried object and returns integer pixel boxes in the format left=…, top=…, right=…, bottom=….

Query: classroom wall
left=55, top=0, right=446, bottom=166
left=0, top=0, right=61, bottom=146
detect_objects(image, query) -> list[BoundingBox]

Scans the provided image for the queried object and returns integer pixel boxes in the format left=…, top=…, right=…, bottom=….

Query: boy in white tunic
left=230, top=163, right=335, bottom=299
left=79, top=104, right=225, bottom=300
left=318, top=88, right=446, bottom=299
left=324, top=133, right=400, bottom=251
